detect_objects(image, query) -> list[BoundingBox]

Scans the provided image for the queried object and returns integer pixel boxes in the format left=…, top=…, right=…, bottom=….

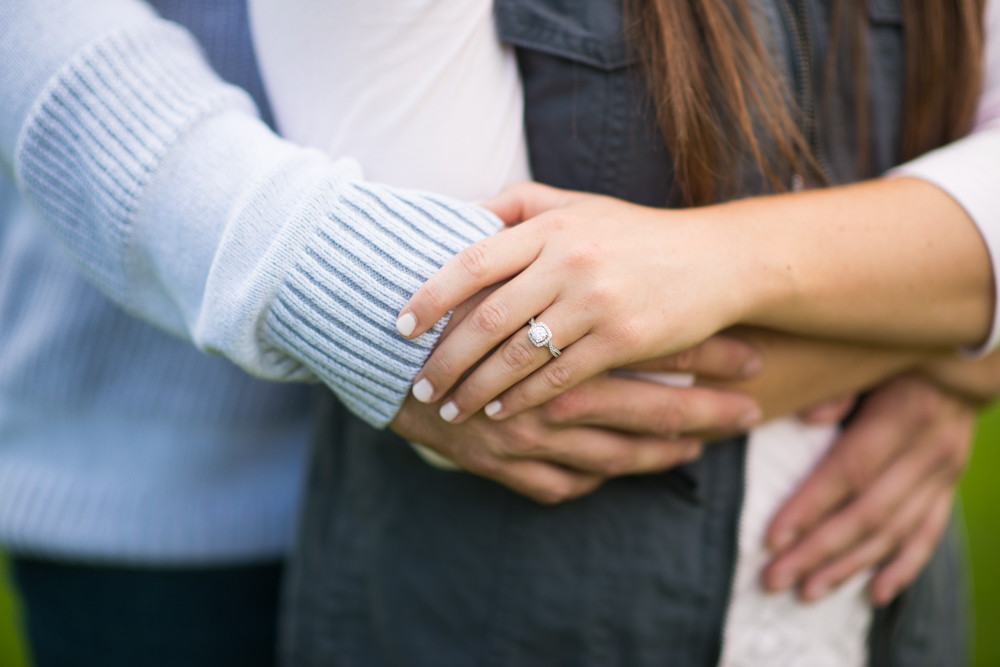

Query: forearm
left=699, top=328, right=944, bottom=420
left=711, top=177, right=994, bottom=349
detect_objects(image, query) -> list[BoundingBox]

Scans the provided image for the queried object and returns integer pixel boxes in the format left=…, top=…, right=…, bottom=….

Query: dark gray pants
left=281, top=395, right=967, bottom=666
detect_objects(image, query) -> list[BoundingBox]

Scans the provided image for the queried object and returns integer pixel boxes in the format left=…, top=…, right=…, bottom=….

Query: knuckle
left=543, top=362, right=574, bottom=392
left=654, top=402, right=685, bottom=435
left=610, top=317, right=643, bottom=349
left=911, top=387, right=943, bottom=426
left=540, top=212, right=571, bottom=233
left=458, top=243, right=493, bottom=281
left=544, top=391, right=586, bottom=423
left=501, top=338, right=538, bottom=373
left=559, top=242, right=603, bottom=272
left=429, top=350, right=460, bottom=383
left=499, top=428, right=544, bottom=459
left=471, top=300, right=509, bottom=338
left=669, top=348, right=697, bottom=372
left=597, top=449, right=635, bottom=477
left=937, top=430, right=970, bottom=476
left=420, top=282, right=451, bottom=315
left=537, top=478, right=575, bottom=505
left=837, top=453, right=873, bottom=495
left=856, top=506, right=885, bottom=537
left=460, top=449, right=499, bottom=475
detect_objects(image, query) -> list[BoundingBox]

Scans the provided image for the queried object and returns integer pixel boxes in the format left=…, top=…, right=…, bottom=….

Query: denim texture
left=282, top=0, right=966, bottom=665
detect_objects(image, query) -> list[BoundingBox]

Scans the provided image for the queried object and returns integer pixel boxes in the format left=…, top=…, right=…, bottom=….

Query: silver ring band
left=528, top=317, right=562, bottom=358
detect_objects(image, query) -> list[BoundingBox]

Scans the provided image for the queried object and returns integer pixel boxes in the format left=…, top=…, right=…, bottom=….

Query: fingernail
left=741, top=356, right=763, bottom=378
left=412, top=378, right=434, bottom=403
left=484, top=400, right=503, bottom=418
left=770, top=571, right=795, bottom=592
left=805, top=581, right=830, bottom=601
left=396, top=312, right=417, bottom=337
left=770, top=528, right=797, bottom=553
left=683, top=446, right=702, bottom=462
left=439, top=401, right=460, bottom=422
left=738, top=407, right=762, bottom=430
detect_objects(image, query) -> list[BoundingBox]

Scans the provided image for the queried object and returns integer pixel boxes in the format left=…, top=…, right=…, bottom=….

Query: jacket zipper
left=776, top=0, right=836, bottom=186
left=719, top=2, right=829, bottom=660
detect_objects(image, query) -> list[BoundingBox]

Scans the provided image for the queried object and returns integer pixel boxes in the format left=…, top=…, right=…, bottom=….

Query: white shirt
left=249, top=0, right=529, bottom=201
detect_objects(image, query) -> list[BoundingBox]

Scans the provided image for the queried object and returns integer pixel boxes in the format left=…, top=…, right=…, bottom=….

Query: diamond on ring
left=528, top=318, right=562, bottom=357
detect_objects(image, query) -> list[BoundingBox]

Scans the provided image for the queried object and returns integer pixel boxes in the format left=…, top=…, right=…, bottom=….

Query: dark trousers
left=9, top=557, right=283, bottom=667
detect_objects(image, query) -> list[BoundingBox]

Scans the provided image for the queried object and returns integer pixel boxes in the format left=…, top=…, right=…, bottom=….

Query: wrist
left=690, top=196, right=798, bottom=330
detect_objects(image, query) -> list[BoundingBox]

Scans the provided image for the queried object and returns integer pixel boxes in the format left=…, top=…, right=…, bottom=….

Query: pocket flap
left=495, top=0, right=639, bottom=70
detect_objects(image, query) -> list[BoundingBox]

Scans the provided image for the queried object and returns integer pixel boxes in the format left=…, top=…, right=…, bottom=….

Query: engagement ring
left=528, top=317, right=562, bottom=357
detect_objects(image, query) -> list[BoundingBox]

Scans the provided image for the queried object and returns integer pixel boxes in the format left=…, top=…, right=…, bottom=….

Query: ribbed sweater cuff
left=263, top=182, right=502, bottom=427
left=13, top=19, right=503, bottom=429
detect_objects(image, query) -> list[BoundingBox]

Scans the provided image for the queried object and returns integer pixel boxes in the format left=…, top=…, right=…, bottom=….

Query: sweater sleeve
left=891, top=0, right=1000, bottom=355
left=0, top=0, right=501, bottom=427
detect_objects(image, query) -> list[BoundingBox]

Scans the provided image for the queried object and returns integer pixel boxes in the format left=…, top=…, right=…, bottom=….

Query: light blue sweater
left=0, top=0, right=500, bottom=564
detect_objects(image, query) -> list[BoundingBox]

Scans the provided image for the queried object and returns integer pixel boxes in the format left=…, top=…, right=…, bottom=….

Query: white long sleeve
left=893, top=0, right=1000, bottom=354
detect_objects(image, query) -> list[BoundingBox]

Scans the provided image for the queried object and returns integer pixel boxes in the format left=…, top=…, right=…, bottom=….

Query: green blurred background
left=0, top=405, right=998, bottom=666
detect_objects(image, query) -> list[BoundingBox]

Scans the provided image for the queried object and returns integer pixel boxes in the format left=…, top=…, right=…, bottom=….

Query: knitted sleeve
left=0, top=0, right=501, bottom=427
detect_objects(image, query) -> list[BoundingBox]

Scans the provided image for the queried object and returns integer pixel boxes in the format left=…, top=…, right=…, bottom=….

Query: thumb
left=479, top=181, right=589, bottom=226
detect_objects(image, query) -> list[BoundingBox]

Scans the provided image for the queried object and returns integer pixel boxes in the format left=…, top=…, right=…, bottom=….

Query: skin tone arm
left=394, top=178, right=993, bottom=424
left=699, top=326, right=934, bottom=421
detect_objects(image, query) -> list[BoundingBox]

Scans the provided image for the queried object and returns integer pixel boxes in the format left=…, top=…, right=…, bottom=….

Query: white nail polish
left=439, top=401, right=460, bottom=422
left=396, top=312, right=417, bottom=337
left=412, top=378, right=434, bottom=403
left=484, top=400, right=502, bottom=418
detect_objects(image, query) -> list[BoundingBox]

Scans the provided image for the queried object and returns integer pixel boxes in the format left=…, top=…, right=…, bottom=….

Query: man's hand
left=391, top=394, right=704, bottom=504
left=763, top=376, right=975, bottom=605
left=393, top=323, right=763, bottom=503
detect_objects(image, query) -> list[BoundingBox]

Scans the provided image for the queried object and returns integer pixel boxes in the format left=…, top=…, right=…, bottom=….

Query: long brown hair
left=626, top=0, right=986, bottom=205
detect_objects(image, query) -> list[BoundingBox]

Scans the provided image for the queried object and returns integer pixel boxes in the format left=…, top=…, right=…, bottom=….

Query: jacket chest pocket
left=496, top=0, right=677, bottom=206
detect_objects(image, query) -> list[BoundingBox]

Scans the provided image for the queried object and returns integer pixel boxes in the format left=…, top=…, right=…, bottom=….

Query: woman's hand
left=397, top=176, right=992, bottom=425
left=763, top=376, right=975, bottom=606
left=397, top=183, right=749, bottom=423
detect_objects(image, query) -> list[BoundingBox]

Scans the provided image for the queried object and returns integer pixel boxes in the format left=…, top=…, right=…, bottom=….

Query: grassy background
left=0, top=405, right=998, bottom=665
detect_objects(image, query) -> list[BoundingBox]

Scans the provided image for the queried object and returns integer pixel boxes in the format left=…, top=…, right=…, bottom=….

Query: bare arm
left=697, top=327, right=936, bottom=421
left=397, top=178, right=993, bottom=424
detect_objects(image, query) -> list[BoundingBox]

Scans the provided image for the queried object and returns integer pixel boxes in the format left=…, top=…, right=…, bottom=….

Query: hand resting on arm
left=390, top=288, right=764, bottom=504
left=396, top=179, right=992, bottom=423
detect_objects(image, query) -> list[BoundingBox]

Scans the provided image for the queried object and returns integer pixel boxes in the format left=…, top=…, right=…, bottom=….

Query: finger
left=412, top=279, right=583, bottom=411
left=479, top=182, right=590, bottom=225
left=793, top=479, right=944, bottom=602
left=867, top=492, right=953, bottom=606
left=396, top=220, right=547, bottom=339
left=766, top=397, right=912, bottom=553
left=475, top=458, right=605, bottom=505
left=495, top=425, right=704, bottom=476
left=621, top=335, right=763, bottom=380
left=764, top=435, right=954, bottom=592
left=437, top=300, right=593, bottom=423
left=798, top=396, right=857, bottom=426
left=542, top=375, right=762, bottom=437
left=482, top=334, right=614, bottom=420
